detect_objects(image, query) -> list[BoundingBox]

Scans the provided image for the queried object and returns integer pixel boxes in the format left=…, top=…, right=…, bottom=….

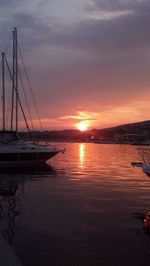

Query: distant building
left=115, top=133, right=147, bottom=144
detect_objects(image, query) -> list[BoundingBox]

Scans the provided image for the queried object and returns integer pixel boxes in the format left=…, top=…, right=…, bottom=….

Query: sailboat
left=131, top=148, right=150, bottom=176
left=0, top=27, right=63, bottom=165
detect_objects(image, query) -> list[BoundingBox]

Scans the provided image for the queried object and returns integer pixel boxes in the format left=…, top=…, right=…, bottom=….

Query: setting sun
left=76, top=121, right=89, bottom=131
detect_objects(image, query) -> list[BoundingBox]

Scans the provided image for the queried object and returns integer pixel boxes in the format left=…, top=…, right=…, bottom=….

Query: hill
left=94, top=120, right=150, bottom=143
left=19, top=120, right=150, bottom=144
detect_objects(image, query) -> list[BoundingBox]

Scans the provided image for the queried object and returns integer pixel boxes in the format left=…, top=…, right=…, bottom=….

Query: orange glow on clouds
left=17, top=99, right=150, bottom=130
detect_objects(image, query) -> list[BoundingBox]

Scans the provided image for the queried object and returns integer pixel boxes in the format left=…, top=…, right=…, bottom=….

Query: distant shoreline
left=26, top=139, right=150, bottom=145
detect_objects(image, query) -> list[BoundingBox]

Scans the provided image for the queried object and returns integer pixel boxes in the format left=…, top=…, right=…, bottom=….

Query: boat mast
left=3, top=27, right=31, bottom=134
left=11, top=29, right=15, bottom=131
left=14, top=27, right=19, bottom=133
left=11, top=27, right=18, bottom=132
left=1, top=52, right=5, bottom=131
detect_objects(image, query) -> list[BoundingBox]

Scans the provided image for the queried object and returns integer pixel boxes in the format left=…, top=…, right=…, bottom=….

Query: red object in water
left=144, top=218, right=150, bottom=229
left=144, top=212, right=150, bottom=219
left=144, top=212, right=150, bottom=229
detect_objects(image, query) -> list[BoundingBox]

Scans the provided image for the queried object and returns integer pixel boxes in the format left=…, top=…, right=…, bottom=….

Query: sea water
left=0, top=143, right=150, bottom=266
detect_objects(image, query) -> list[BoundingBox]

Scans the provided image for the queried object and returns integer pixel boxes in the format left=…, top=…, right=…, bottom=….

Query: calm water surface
left=0, top=143, right=150, bottom=266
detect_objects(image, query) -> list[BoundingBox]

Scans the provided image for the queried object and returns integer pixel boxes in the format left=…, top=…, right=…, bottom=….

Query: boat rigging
left=0, top=27, right=64, bottom=165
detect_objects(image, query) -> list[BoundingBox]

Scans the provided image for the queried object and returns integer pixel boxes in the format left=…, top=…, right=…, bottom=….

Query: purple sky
left=1, top=0, right=150, bottom=130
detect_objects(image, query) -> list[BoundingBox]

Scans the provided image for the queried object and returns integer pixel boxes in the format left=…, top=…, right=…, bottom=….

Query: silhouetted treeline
left=19, top=120, right=150, bottom=144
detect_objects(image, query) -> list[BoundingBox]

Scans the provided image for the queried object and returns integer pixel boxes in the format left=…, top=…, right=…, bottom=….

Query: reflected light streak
left=79, top=143, right=85, bottom=169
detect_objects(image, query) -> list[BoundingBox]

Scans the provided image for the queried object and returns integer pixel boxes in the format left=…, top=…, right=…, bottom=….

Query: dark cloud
left=51, top=2, right=150, bottom=55
left=35, top=0, right=150, bottom=100
left=0, top=0, right=21, bottom=7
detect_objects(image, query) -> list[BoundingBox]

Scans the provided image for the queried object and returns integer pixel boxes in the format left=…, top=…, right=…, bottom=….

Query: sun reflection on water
left=79, top=143, right=85, bottom=169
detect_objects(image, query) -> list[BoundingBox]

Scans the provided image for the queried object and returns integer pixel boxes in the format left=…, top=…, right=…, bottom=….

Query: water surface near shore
left=0, top=143, right=150, bottom=266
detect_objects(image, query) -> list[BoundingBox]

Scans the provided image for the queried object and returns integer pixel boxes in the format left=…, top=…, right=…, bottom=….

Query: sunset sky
left=1, top=0, right=150, bottom=130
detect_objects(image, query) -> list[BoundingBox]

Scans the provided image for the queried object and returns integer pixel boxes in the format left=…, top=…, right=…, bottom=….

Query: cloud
left=1, top=0, right=150, bottom=129
left=86, top=9, right=134, bottom=20
left=92, top=0, right=146, bottom=11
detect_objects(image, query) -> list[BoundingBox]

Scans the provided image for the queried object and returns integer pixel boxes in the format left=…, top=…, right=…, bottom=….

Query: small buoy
left=144, top=218, right=150, bottom=229
left=144, top=212, right=150, bottom=219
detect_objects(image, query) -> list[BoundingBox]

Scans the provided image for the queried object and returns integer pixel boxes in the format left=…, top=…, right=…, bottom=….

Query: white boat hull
left=131, top=162, right=150, bottom=177
left=143, top=165, right=150, bottom=176
left=0, top=137, right=62, bottom=165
